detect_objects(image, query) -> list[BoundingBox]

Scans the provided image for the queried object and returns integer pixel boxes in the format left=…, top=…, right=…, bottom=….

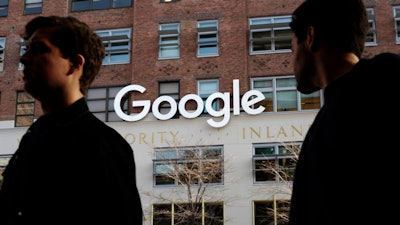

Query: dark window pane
left=0, top=0, right=8, bottom=6
left=93, top=0, right=110, bottom=9
left=71, top=0, right=90, bottom=11
left=0, top=7, right=7, bottom=17
left=113, top=0, right=131, bottom=8
left=24, top=5, right=42, bottom=15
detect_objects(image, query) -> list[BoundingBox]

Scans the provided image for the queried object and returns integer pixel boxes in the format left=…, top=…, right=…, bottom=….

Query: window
left=394, top=6, right=400, bottom=44
left=197, top=20, right=219, bottom=57
left=158, top=81, right=180, bottom=119
left=0, top=0, right=8, bottom=17
left=18, top=39, right=26, bottom=70
left=251, top=76, right=322, bottom=112
left=0, top=37, right=5, bottom=71
left=253, top=199, right=290, bottom=225
left=86, top=86, right=128, bottom=122
left=153, top=202, right=223, bottom=225
left=24, top=0, right=42, bottom=15
left=365, top=8, right=377, bottom=46
left=198, top=79, right=219, bottom=113
left=159, top=23, right=180, bottom=59
left=96, top=28, right=131, bottom=65
left=71, top=0, right=131, bottom=11
left=153, top=146, right=223, bottom=186
left=160, top=0, right=179, bottom=3
left=253, top=143, right=300, bottom=182
left=0, top=154, right=12, bottom=189
left=249, top=16, right=292, bottom=54
left=15, top=91, right=35, bottom=127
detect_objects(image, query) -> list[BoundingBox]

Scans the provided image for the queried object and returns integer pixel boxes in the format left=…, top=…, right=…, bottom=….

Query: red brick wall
left=0, top=0, right=399, bottom=121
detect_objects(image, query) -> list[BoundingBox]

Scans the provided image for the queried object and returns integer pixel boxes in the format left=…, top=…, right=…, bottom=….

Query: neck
left=40, top=92, right=84, bottom=115
left=316, top=52, right=359, bottom=89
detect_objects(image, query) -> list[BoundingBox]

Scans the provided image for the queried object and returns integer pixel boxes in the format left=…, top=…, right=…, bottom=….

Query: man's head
left=290, top=0, right=369, bottom=58
left=21, top=16, right=105, bottom=95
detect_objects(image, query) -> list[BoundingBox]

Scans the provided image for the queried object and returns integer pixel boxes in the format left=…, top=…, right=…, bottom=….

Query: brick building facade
left=1, top=0, right=399, bottom=224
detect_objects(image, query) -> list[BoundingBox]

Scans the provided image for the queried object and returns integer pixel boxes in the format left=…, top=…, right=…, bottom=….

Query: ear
left=67, top=54, right=85, bottom=75
left=305, top=26, right=318, bottom=52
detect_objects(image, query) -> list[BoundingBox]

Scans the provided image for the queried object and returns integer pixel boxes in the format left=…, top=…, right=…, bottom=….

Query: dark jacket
left=289, top=53, right=400, bottom=225
left=0, top=98, right=143, bottom=225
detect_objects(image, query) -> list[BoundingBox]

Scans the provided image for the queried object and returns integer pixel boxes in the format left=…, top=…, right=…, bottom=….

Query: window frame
left=394, top=6, right=400, bottom=44
left=0, top=37, right=5, bottom=71
left=15, top=91, right=35, bottom=127
left=198, top=79, right=219, bottom=114
left=365, top=8, right=377, bottom=46
left=95, top=28, right=132, bottom=65
left=0, top=154, right=12, bottom=188
left=253, top=199, right=290, bottom=225
left=18, top=38, right=26, bottom=70
left=252, top=142, right=300, bottom=183
left=0, top=0, right=8, bottom=17
left=249, top=16, right=293, bottom=55
left=85, top=86, right=128, bottom=122
left=158, top=81, right=180, bottom=119
left=152, top=202, right=223, bottom=225
left=71, top=0, right=131, bottom=12
left=158, top=23, right=180, bottom=60
left=251, top=76, right=323, bottom=113
left=153, top=145, right=224, bottom=187
left=24, top=0, right=42, bottom=15
left=197, top=20, right=219, bottom=57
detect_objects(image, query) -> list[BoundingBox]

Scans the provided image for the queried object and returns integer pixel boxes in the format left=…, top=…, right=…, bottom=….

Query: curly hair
left=23, top=16, right=106, bottom=94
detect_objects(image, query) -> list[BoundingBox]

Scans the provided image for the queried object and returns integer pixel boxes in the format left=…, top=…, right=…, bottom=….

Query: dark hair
left=23, top=16, right=106, bottom=94
left=289, top=0, right=369, bottom=58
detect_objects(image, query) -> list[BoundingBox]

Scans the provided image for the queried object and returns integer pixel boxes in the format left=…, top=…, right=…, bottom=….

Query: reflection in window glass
left=159, top=81, right=180, bottom=119
left=197, top=20, right=218, bottom=57
left=96, top=28, right=131, bottom=65
left=15, top=91, right=35, bottom=127
left=249, top=16, right=292, bottom=54
left=251, top=76, right=322, bottom=112
left=153, top=202, right=223, bottom=225
left=71, top=0, right=131, bottom=11
left=159, top=23, right=180, bottom=59
left=0, top=0, right=8, bottom=17
left=86, top=86, right=128, bottom=122
left=153, top=146, right=223, bottom=186
left=253, top=143, right=300, bottom=182
left=254, top=200, right=290, bottom=225
left=198, top=80, right=219, bottom=113
left=0, top=37, right=5, bottom=71
left=24, top=0, right=42, bottom=15
left=365, top=8, right=376, bottom=45
left=0, top=155, right=12, bottom=189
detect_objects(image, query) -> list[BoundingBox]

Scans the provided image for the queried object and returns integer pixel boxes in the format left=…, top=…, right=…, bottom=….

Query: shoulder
left=362, top=52, right=400, bottom=70
left=79, top=114, right=133, bottom=156
left=354, top=52, right=400, bottom=82
left=372, top=52, right=400, bottom=66
left=89, top=114, right=125, bottom=138
left=355, top=52, right=399, bottom=101
left=79, top=113, right=127, bottom=144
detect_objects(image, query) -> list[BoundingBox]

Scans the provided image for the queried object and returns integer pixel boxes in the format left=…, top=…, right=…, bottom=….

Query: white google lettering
left=114, top=79, right=265, bottom=128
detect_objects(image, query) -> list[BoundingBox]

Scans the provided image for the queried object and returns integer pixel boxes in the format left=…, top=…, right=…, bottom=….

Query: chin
left=297, top=84, right=320, bottom=94
left=24, top=85, right=38, bottom=99
left=302, top=88, right=320, bottom=94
